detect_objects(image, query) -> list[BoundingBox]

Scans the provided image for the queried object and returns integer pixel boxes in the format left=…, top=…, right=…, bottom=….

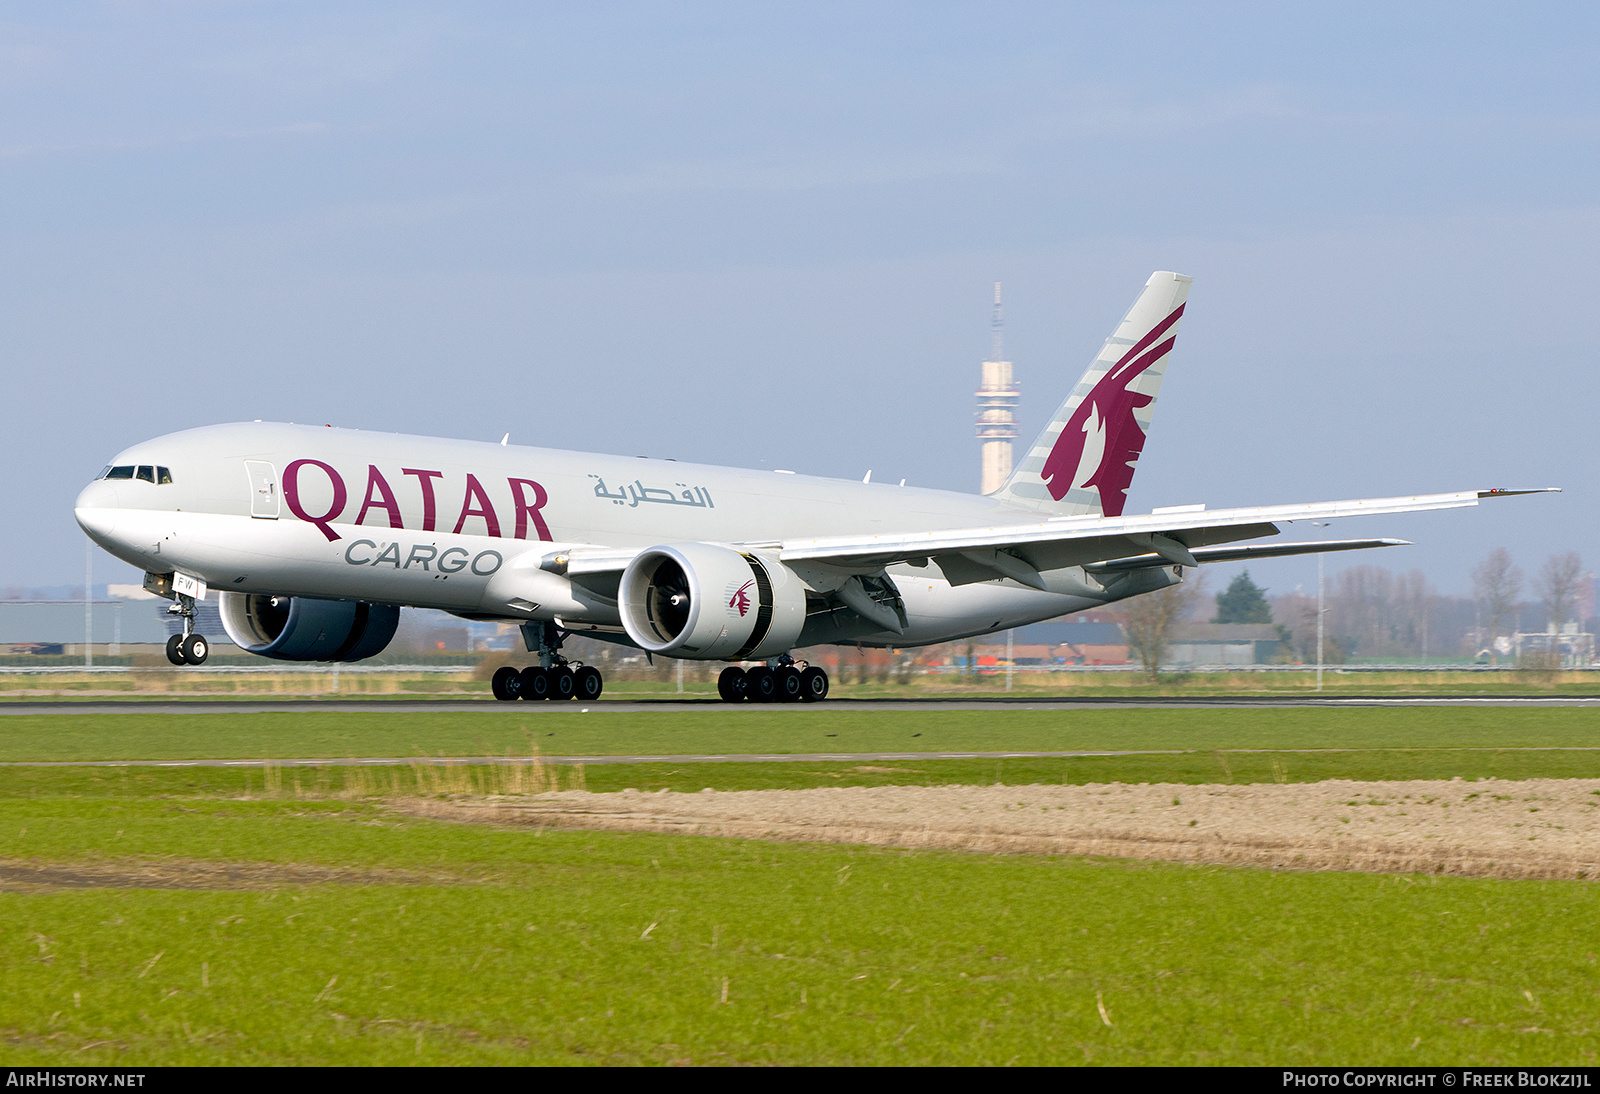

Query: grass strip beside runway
left=2, top=748, right=1600, bottom=798
left=1, top=706, right=1599, bottom=762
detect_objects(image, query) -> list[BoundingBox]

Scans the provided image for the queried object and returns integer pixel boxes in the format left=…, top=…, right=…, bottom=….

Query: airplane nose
left=74, top=481, right=119, bottom=541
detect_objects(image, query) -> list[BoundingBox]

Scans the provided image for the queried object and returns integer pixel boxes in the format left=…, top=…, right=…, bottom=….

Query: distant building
left=978, top=619, right=1131, bottom=665
left=1033, top=621, right=1128, bottom=665
left=1512, top=625, right=1596, bottom=668
left=1165, top=623, right=1286, bottom=667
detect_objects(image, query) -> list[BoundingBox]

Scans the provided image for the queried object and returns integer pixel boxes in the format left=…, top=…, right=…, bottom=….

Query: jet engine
left=218, top=592, right=400, bottom=662
left=619, top=544, right=806, bottom=661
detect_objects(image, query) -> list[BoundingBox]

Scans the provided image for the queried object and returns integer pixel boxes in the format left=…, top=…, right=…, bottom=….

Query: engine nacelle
left=619, top=543, right=806, bottom=661
left=219, top=592, right=400, bottom=662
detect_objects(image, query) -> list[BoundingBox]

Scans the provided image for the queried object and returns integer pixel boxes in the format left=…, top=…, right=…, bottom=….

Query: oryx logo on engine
left=727, top=580, right=754, bottom=617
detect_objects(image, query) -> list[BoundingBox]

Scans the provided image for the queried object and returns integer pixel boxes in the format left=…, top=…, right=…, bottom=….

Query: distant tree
left=1212, top=571, right=1272, bottom=624
left=1120, top=571, right=1205, bottom=682
left=1534, top=551, right=1584, bottom=634
left=1471, top=548, right=1523, bottom=663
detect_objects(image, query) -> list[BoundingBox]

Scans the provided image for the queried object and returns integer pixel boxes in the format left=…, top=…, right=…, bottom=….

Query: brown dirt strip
left=0, top=858, right=457, bottom=892
left=398, top=778, right=1600, bottom=881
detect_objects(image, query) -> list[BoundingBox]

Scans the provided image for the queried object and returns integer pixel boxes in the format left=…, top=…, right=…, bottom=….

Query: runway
left=3, top=695, right=1599, bottom=715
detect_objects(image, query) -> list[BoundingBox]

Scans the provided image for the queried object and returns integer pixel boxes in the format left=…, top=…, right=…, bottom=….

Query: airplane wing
left=775, top=488, right=1558, bottom=589
left=545, top=487, right=1555, bottom=590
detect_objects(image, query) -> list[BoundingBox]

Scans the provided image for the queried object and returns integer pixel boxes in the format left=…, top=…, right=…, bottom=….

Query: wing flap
left=1085, top=538, right=1409, bottom=573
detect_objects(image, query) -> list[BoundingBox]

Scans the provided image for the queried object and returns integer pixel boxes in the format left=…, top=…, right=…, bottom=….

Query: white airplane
left=74, top=272, right=1554, bottom=702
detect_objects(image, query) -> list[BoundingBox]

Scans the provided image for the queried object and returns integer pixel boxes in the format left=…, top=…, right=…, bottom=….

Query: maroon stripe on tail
left=1110, top=302, right=1185, bottom=373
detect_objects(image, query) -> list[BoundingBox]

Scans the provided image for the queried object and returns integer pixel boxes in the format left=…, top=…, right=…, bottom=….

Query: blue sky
left=2, top=2, right=1595, bottom=597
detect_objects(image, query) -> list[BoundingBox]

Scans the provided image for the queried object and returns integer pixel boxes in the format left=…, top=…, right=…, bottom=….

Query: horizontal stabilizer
left=1084, top=538, right=1409, bottom=573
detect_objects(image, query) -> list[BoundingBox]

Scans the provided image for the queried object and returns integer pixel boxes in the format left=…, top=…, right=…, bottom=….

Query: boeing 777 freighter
left=74, top=272, right=1555, bottom=702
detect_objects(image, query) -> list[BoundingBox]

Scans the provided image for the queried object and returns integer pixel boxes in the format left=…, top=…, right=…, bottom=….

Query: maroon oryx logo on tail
left=1039, top=303, right=1184, bottom=516
left=729, top=580, right=754, bottom=617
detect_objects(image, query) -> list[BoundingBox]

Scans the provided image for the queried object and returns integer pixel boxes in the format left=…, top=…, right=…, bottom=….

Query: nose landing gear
left=164, top=593, right=210, bottom=665
left=491, top=623, right=606, bottom=702
left=717, top=656, right=828, bottom=703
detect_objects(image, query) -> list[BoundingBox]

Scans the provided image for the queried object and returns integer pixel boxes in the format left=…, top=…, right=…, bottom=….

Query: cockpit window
left=98, top=464, right=172, bottom=483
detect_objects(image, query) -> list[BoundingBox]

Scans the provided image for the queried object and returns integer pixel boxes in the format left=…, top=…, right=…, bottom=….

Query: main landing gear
left=491, top=622, right=604, bottom=703
left=491, top=662, right=602, bottom=703
left=718, top=656, right=828, bottom=703
left=164, top=593, right=209, bottom=666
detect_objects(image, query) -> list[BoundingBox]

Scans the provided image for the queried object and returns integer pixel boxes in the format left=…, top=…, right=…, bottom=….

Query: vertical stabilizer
left=991, top=271, right=1191, bottom=517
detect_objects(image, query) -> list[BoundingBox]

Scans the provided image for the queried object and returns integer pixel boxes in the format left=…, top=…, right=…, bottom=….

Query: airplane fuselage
left=75, top=422, right=1129, bottom=650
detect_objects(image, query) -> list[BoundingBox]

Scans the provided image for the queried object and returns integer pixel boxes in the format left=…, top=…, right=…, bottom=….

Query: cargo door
left=245, top=460, right=280, bottom=519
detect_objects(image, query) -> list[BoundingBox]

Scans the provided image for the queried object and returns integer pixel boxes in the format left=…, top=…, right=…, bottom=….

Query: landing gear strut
left=164, top=593, right=209, bottom=666
left=492, top=622, right=605, bottom=702
left=718, top=655, right=828, bottom=703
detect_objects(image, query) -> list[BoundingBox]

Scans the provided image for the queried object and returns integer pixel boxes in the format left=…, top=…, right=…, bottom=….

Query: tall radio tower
left=975, top=282, right=1020, bottom=494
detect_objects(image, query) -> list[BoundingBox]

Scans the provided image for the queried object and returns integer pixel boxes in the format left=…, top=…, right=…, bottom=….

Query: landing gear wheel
left=491, top=666, right=522, bottom=701
left=180, top=633, right=209, bottom=666
left=519, top=666, right=549, bottom=700
left=745, top=666, right=777, bottom=703
left=574, top=666, right=603, bottom=701
left=799, top=666, right=830, bottom=702
left=774, top=665, right=803, bottom=702
left=165, top=634, right=186, bottom=666
left=548, top=666, right=576, bottom=701
left=717, top=666, right=747, bottom=702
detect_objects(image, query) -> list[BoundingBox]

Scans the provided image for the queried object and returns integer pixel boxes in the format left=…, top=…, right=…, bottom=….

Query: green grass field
left=3, top=785, right=1599, bottom=1065
left=2, top=706, right=1599, bottom=1065
left=2, top=705, right=1600, bottom=763
left=5, top=748, right=1600, bottom=799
